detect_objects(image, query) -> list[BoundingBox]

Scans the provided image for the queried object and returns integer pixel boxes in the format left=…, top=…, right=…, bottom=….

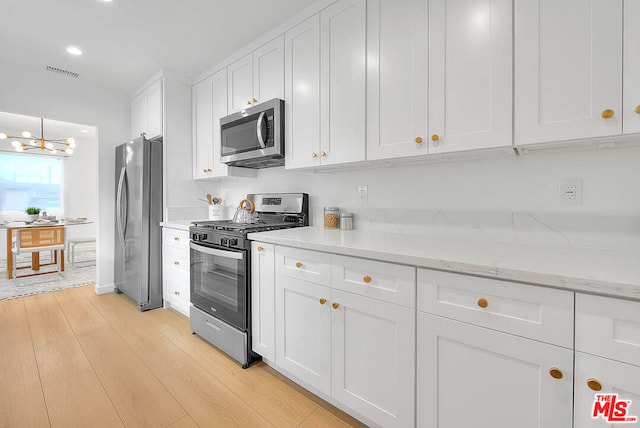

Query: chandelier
left=0, top=117, right=76, bottom=155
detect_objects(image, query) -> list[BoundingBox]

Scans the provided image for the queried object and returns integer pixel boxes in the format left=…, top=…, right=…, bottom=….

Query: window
left=0, top=154, right=62, bottom=214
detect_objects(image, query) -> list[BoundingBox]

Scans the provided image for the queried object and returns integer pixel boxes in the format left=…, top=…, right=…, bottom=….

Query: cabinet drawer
left=275, top=246, right=331, bottom=286
left=417, top=269, right=574, bottom=348
left=163, top=245, right=189, bottom=273
left=164, top=264, right=189, bottom=290
left=576, top=293, right=640, bottom=366
left=331, top=255, right=416, bottom=307
left=164, top=276, right=189, bottom=304
left=162, top=228, right=190, bottom=249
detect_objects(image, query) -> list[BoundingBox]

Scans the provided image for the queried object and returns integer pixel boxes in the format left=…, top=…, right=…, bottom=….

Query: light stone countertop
left=160, top=220, right=198, bottom=231
left=247, top=226, right=640, bottom=300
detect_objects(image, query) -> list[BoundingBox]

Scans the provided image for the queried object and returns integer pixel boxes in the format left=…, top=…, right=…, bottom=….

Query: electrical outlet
left=559, top=179, right=582, bottom=206
left=357, top=185, right=368, bottom=202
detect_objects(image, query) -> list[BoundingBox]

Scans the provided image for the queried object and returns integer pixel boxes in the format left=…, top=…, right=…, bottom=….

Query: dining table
left=2, top=219, right=93, bottom=279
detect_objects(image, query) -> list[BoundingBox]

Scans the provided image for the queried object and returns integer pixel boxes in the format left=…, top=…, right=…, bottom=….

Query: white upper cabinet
left=284, top=15, right=321, bottom=169
left=131, top=78, right=163, bottom=139
left=319, top=0, right=366, bottom=165
left=285, top=0, right=366, bottom=169
left=227, top=54, right=253, bottom=114
left=367, top=0, right=428, bottom=160
left=253, top=37, right=285, bottom=104
left=514, top=0, right=623, bottom=145
left=428, top=0, right=513, bottom=153
left=192, top=69, right=227, bottom=179
left=192, top=69, right=256, bottom=180
left=624, top=0, right=640, bottom=134
left=227, top=36, right=284, bottom=114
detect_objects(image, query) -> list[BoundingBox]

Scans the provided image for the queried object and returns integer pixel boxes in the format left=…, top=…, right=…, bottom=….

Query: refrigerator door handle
left=122, top=168, right=129, bottom=239
left=116, top=166, right=126, bottom=246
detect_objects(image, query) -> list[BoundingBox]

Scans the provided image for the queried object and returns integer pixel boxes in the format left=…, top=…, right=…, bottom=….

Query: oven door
left=190, top=241, right=247, bottom=330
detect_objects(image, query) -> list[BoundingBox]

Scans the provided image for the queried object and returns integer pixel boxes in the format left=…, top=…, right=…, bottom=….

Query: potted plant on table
left=25, top=207, right=41, bottom=222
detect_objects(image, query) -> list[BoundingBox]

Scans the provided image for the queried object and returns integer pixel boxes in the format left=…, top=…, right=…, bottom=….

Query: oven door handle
left=190, top=242, right=245, bottom=260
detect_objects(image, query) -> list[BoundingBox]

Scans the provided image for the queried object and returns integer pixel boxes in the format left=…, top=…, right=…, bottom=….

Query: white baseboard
left=95, top=283, right=114, bottom=295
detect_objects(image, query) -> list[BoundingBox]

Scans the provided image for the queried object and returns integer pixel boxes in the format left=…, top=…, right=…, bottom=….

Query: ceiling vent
left=46, top=65, right=79, bottom=78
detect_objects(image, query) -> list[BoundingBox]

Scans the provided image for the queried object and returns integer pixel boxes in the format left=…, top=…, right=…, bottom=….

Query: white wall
left=63, top=131, right=98, bottom=242
left=0, top=66, right=129, bottom=290
left=218, top=142, right=640, bottom=249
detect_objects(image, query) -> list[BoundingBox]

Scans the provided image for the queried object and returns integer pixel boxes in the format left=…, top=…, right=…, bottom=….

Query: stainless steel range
left=189, top=193, right=308, bottom=368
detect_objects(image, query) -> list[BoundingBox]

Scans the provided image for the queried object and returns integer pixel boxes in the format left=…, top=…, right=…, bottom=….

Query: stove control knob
left=229, top=238, right=238, bottom=246
left=220, top=237, right=228, bottom=246
left=198, top=234, right=208, bottom=241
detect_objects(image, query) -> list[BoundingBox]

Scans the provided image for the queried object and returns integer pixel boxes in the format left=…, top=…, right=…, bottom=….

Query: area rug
left=0, top=251, right=96, bottom=300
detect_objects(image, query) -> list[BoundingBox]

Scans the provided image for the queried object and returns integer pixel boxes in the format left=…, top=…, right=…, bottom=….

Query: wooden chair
left=11, top=226, right=65, bottom=279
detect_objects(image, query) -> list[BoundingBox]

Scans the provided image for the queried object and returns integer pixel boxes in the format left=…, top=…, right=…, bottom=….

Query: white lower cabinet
left=573, top=293, right=640, bottom=426
left=331, top=289, right=415, bottom=427
left=574, top=352, right=640, bottom=427
left=266, top=245, right=415, bottom=427
left=417, top=313, right=573, bottom=428
left=417, top=268, right=574, bottom=428
left=162, top=227, right=190, bottom=317
left=274, top=274, right=415, bottom=426
left=275, top=274, right=332, bottom=395
left=251, top=242, right=276, bottom=361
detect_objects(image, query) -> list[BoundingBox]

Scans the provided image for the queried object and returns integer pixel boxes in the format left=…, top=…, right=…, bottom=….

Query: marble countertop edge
left=247, top=227, right=640, bottom=301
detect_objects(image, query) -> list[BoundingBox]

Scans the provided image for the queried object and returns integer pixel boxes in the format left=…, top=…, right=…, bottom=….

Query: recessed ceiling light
left=66, top=46, right=82, bottom=56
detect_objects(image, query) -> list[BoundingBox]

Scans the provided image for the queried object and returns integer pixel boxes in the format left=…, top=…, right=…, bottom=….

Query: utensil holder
left=208, top=205, right=222, bottom=220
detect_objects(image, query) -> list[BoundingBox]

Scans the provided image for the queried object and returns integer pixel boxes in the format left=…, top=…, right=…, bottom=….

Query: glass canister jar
left=339, top=212, right=353, bottom=230
left=324, top=207, right=340, bottom=229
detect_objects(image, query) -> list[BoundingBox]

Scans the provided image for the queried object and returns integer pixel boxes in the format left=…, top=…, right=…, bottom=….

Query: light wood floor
left=0, top=285, right=367, bottom=428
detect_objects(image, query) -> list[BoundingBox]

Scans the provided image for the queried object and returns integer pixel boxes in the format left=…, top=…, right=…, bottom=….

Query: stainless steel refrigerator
left=114, top=136, right=163, bottom=311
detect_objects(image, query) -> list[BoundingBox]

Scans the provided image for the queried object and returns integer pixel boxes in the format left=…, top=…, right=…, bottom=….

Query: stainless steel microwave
left=220, top=98, right=284, bottom=168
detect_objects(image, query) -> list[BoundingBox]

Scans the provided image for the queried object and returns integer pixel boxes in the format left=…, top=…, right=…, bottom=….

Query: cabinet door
left=132, top=79, right=163, bottom=139
left=253, top=36, right=284, bottom=104
left=275, top=274, right=331, bottom=395
left=428, top=0, right=512, bottom=153
left=192, top=69, right=228, bottom=179
left=319, top=0, right=366, bottom=166
left=284, top=15, right=321, bottom=169
left=132, top=92, right=147, bottom=138
left=192, top=69, right=230, bottom=180
left=251, top=242, right=275, bottom=361
left=574, top=352, right=640, bottom=427
left=514, top=0, right=622, bottom=145
left=624, top=0, right=640, bottom=134
left=417, top=313, right=573, bottom=428
left=332, top=290, right=415, bottom=428
left=145, top=80, right=163, bottom=139
left=192, top=76, right=214, bottom=179
left=367, top=0, right=428, bottom=160
left=227, top=54, right=253, bottom=113
left=210, top=69, right=229, bottom=176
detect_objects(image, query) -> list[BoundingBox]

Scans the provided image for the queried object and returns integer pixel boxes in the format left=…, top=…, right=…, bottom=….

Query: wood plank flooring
left=0, top=285, right=367, bottom=428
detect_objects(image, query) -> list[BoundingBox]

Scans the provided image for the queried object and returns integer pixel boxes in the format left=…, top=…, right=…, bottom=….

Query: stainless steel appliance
left=189, top=193, right=309, bottom=368
left=114, top=136, right=163, bottom=311
left=220, top=98, right=284, bottom=168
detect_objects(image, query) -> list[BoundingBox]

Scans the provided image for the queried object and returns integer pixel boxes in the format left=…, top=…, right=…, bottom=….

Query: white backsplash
left=217, top=143, right=640, bottom=252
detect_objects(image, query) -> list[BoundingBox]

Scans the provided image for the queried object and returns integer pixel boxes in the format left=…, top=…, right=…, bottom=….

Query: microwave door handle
left=256, top=111, right=266, bottom=148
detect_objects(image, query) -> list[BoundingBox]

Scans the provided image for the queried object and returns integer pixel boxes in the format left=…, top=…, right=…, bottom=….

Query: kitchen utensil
left=206, top=194, right=213, bottom=205
left=232, top=198, right=258, bottom=224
